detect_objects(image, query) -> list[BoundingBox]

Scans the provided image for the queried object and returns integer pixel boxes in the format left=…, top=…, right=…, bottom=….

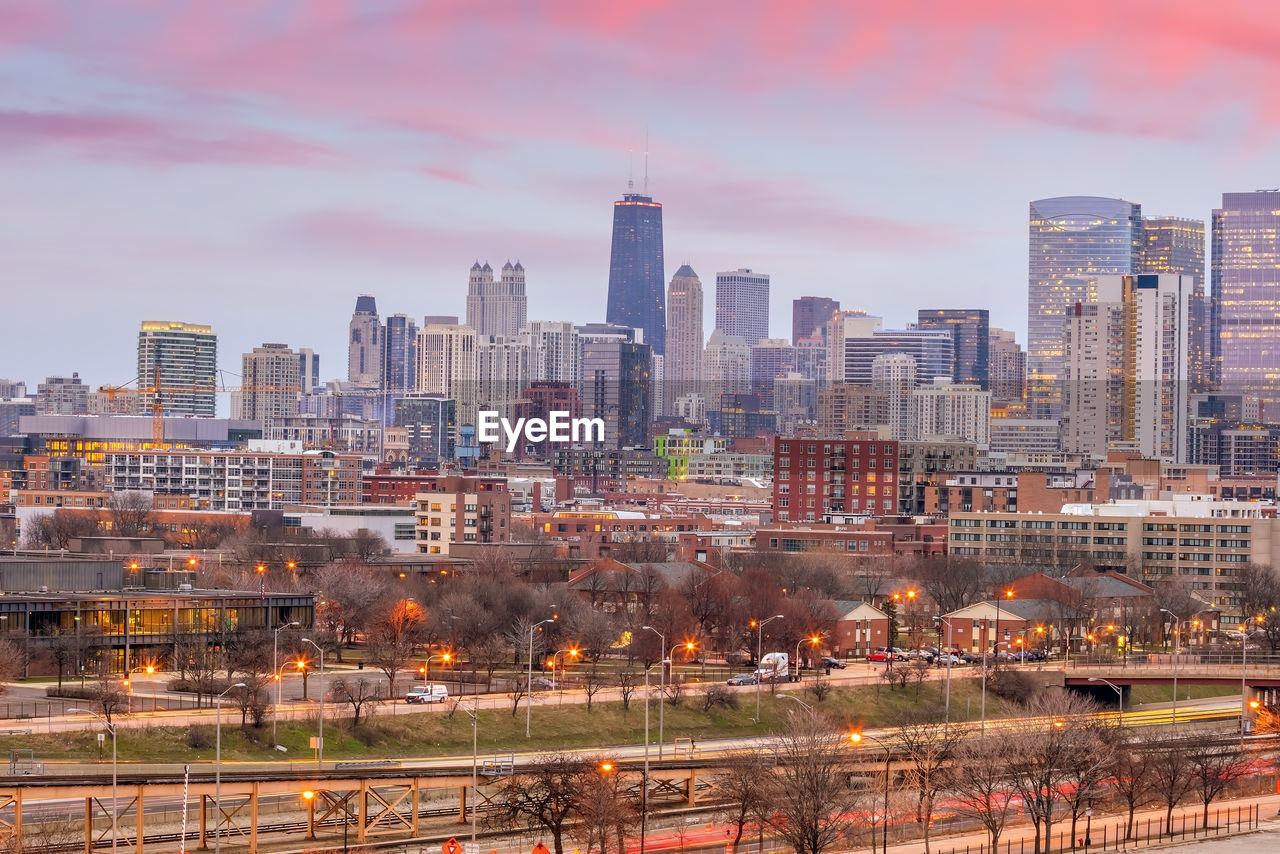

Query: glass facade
left=1028, top=197, right=1142, bottom=415
left=1142, top=217, right=1207, bottom=390
left=605, top=194, right=666, bottom=356
left=1211, top=191, right=1280, bottom=401
left=916, top=309, right=990, bottom=389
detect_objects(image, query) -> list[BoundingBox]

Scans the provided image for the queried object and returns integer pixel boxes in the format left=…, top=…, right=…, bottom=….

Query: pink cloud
left=421, top=164, right=477, bottom=186
left=0, top=109, right=339, bottom=165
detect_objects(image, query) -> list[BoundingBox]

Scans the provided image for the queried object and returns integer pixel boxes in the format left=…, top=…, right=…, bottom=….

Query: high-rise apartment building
left=750, top=339, right=795, bottom=402
left=35, top=374, right=88, bottom=415
left=988, top=328, right=1026, bottom=404
left=605, top=192, right=666, bottom=355
left=792, top=296, right=840, bottom=345
left=413, top=474, right=511, bottom=555
left=703, top=330, right=750, bottom=411
left=1142, top=217, right=1207, bottom=390
left=1062, top=275, right=1192, bottom=461
left=297, top=349, right=321, bottom=394
left=1212, top=191, right=1280, bottom=406
left=238, top=343, right=301, bottom=432
left=664, top=265, right=704, bottom=414
left=383, top=314, right=418, bottom=394
left=466, top=261, right=528, bottom=339
left=871, top=353, right=917, bottom=441
left=347, top=295, right=383, bottom=389
left=916, top=309, right=990, bottom=389
left=1028, top=197, right=1142, bottom=414
left=416, top=324, right=478, bottom=420
left=578, top=326, right=652, bottom=449
left=911, top=377, right=991, bottom=445
left=137, top=320, right=218, bottom=418
left=843, top=329, right=954, bottom=387
left=476, top=335, right=526, bottom=416
left=815, top=384, right=887, bottom=437
left=715, top=268, right=770, bottom=346
left=773, top=434, right=899, bottom=521
left=523, top=321, right=581, bottom=386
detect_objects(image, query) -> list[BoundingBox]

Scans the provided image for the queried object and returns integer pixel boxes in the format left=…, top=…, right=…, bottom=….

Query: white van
left=405, top=684, right=449, bottom=704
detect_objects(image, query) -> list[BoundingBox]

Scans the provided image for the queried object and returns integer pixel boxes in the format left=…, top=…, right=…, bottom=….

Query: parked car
left=867, top=648, right=902, bottom=662
left=529, top=677, right=555, bottom=691
left=727, top=673, right=758, bottom=685
left=820, top=656, right=847, bottom=670
left=405, top=684, right=449, bottom=704
left=934, top=653, right=965, bottom=666
left=905, top=649, right=935, bottom=663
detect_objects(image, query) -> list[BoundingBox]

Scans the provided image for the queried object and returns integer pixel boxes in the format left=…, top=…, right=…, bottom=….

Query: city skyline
left=4, top=2, right=1280, bottom=386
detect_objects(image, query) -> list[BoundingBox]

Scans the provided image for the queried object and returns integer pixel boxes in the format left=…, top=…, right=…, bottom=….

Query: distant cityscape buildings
left=605, top=190, right=666, bottom=355
left=137, top=320, right=218, bottom=418
left=715, top=268, right=771, bottom=346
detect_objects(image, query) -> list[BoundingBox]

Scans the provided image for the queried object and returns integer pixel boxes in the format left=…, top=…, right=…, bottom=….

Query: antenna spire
left=627, top=148, right=634, bottom=192
left=643, top=128, right=649, bottom=195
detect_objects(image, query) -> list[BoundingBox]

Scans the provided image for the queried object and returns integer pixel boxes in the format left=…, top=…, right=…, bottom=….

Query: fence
left=934, top=803, right=1259, bottom=854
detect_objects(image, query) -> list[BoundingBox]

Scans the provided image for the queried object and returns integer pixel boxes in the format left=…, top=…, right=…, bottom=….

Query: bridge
left=1058, top=652, right=1280, bottom=712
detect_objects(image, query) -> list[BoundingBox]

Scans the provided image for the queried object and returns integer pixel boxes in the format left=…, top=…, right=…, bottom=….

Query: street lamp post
left=549, top=648, right=579, bottom=691
left=121, top=665, right=155, bottom=714
left=212, top=682, right=246, bottom=854
left=70, top=709, right=117, bottom=854
left=526, top=617, right=555, bottom=738
left=1159, top=609, right=1183, bottom=726
left=936, top=616, right=956, bottom=727
left=795, top=636, right=820, bottom=683
left=640, top=658, right=667, bottom=854
left=981, top=590, right=1013, bottom=734
left=272, top=621, right=299, bottom=748
left=641, top=626, right=666, bottom=758
left=851, top=732, right=891, bottom=854
left=752, top=615, right=785, bottom=724
left=1087, top=676, right=1124, bottom=728
left=300, top=638, right=324, bottom=766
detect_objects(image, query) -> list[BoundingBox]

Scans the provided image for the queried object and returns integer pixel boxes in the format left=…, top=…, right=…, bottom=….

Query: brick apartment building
left=413, top=474, right=511, bottom=555
left=773, top=433, right=899, bottom=522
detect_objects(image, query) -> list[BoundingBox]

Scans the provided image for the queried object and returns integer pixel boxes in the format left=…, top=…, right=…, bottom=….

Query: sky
left=3, top=0, right=1280, bottom=393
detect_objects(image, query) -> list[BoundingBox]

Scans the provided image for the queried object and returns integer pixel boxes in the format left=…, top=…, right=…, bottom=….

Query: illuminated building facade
left=916, top=309, right=990, bottom=389
left=137, top=321, right=218, bottom=418
left=605, top=193, right=666, bottom=356
left=1211, top=191, right=1280, bottom=406
left=1028, top=197, right=1142, bottom=416
left=1142, top=217, right=1207, bottom=390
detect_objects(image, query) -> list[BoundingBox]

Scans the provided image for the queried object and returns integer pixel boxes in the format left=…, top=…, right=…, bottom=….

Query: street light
left=300, top=638, right=324, bottom=766
left=550, top=648, right=579, bottom=692
left=935, top=615, right=957, bottom=728
left=1159, top=608, right=1187, bottom=725
left=1087, top=676, right=1124, bottom=728
left=752, top=615, right=785, bottom=724
left=121, top=664, right=155, bottom=714
left=213, top=682, right=246, bottom=854
left=420, top=651, right=453, bottom=682
left=1241, top=616, right=1263, bottom=737
left=981, top=590, right=1013, bottom=734
left=851, top=732, right=891, bottom=854
left=796, top=635, right=821, bottom=683
left=272, top=621, right=299, bottom=748
left=641, top=626, right=666, bottom=758
left=69, top=708, right=117, bottom=854
left=640, top=656, right=670, bottom=854
left=526, top=616, right=556, bottom=738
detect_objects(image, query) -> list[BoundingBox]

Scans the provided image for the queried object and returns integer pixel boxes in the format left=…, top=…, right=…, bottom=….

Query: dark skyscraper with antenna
left=605, top=179, right=666, bottom=355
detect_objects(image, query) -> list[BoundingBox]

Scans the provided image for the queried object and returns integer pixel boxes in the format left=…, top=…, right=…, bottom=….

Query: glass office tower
left=605, top=193, right=666, bottom=356
left=1212, top=191, right=1280, bottom=402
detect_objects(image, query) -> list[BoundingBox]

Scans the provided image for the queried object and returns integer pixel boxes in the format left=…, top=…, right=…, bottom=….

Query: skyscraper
left=35, top=373, right=88, bottom=415
left=665, top=264, right=703, bottom=413
left=1142, top=217, right=1207, bottom=390
left=1028, top=197, right=1142, bottom=413
left=297, top=348, right=321, bottom=394
left=239, top=343, right=301, bottom=432
left=383, top=314, right=418, bottom=394
left=1062, top=275, right=1192, bottom=460
left=1212, top=191, right=1280, bottom=406
left=792, top=296, right=840, bottom=345
left=523, top=321, right=581, bottom=386
left=466, top=261, right=528, bottom=339
left=137, top=320, right=218, bottom=417
left=578, top=325, right=652, bottom=449
left=916, top=309, right=990, bottom=389
left=987, top=328, right=1026, bottom=404
left=605, top=191, right=665, bottom=355
left=871, top=353, right=916, bottom=441
left=702, top=330, right=750, bottom=411
left=843, top=329, right=954, bottom=387
left=416, top=323, right=478, bottom=422
left=347, top=295, right=383, bottom=389
left=715, top=268, right=770, bottom=346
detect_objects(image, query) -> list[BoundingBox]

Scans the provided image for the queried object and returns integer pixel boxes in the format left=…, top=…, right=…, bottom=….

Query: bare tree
left=615, top=669, right=639, bottom=712
left=331, top=676, right=385, bottom=727
left=765, top=711, right=867, bottom=854
left=894, top=714, right=966, bottom=854
left=701, top=683, right=740, bottom=713
left=1106, top=736, right=1155, bottom=840
left=1005, top=692, right=1100, bottom=854
left=573, top=760, right=638, bottom=854
left=366, top=597, right=426, bottom=697
left=1147, top=736, right=1195, bottom=835
left=230, top=679, right=270, bottom=728
left=92, top=679, right=130, bottom=726
left=0, top=640, right=24, bottom=692
left=1185, top=734, right=1251, bottom=826
left=713, top=749, right=771, bottom=854
left=952, top=735, right=1018, bottom=852
left=494, top=753, right=589, bottom=854
left=580, top=663, right=609, bottom=713
left=107, top=491, right=154, bottom=538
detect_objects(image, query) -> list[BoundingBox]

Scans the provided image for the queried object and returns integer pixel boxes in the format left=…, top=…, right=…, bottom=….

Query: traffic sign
left=443, top=838, right=462, bottom=854
left=532, top=842, right=551, bottom=854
